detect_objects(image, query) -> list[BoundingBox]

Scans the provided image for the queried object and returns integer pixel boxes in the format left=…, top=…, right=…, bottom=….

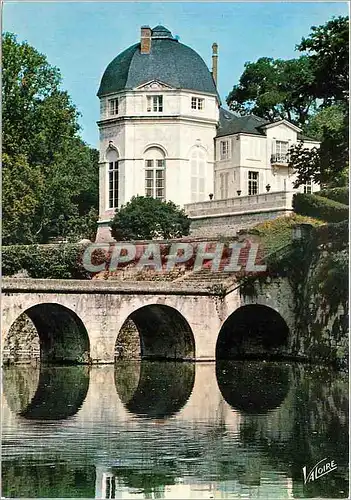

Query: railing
left=271, top=153, right=289, bottom=164
left=185, top=190, right=294, bottom=218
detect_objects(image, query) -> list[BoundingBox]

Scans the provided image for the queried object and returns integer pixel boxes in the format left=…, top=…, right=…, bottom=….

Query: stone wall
left=115, top=319, right=141, bottom=360
left=189, top=209, right=292, bottom=238
left=3, top=314, right=40, bottom=364
left=296, top=234, right=348, bottom=369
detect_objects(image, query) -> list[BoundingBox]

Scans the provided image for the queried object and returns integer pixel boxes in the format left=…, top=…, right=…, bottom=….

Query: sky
left=3, top=1, right=349, bottom=148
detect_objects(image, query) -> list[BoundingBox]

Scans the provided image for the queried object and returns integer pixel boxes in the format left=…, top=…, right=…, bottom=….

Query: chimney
left=212, top=42, right=218, bottom=86
left=140, top=26, right=152, bottom=54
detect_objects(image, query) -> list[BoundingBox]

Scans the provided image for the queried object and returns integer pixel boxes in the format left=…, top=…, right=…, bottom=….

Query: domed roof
left=97, top=25, right=219, bottom=98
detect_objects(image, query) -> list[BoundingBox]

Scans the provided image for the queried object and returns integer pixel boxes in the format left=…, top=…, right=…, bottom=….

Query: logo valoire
left=303, top=458, right=337, bottom=484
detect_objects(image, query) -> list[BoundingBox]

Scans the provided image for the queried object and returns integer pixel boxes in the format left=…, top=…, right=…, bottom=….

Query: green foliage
left=226, top=17, right=349, bottom=188
left=2, top=32, right=99, bottom=245
left=226, top=56, right=315, bottom=125
left=289, top=16, right=349, bottom=187
left=312, top=220, right=348, bottom=250
left=293, top=193, right=349, bottom=223
left=297, top=16, right=349, bottom=104
left=110, top=196, right=190, bottom=241
left=2, top=460, right=95, bottom=499
left=316, top=250, right=349, bottom=313
left=304, top=104, right=345, bottom=141
left=318, top=186, right=349, bottom=205
left=289, top=104, right=348, bottom=188
left=2, top=243, right=91, bottom=279
left=248, top=214, right=323, bottom=255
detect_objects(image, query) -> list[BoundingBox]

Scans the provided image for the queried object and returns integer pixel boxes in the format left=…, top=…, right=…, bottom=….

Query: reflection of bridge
left=2, top=277, right=296, bottom=363
left=3, top=363, right=348, bottom=499
left=2, top=362, right=297, bottom=498
left=3, top=362, right=294, bottom=442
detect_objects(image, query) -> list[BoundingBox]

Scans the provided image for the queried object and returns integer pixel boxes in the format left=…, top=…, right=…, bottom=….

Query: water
left=1, top=361, right=348, bottom=499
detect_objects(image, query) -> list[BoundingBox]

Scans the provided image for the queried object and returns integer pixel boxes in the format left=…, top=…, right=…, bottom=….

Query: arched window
left=144, top=147, right=165, bottom=200
left=106, top=149, right=119, bottom=209
left=190, top=148, right=206, bottom=202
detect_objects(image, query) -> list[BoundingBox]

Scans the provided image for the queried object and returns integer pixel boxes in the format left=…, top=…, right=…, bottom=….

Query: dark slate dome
left=97, top=25, right=219, bottom=98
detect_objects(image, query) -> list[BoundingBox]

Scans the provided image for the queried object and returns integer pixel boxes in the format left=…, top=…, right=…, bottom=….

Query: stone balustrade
left=185, top=190, right=294, bottom=218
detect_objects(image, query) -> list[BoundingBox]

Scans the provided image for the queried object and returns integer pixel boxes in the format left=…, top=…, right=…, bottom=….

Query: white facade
left=214, top=120, right=319, bottom=200
left=98, top=82, right=219, bottom=226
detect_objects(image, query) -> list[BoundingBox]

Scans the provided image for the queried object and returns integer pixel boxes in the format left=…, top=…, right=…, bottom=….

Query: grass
left=248, top=214, right=324, bottom=255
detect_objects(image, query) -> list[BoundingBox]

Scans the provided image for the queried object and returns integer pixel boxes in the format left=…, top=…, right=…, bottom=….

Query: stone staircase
left=176, top=267, right=237, bottom=287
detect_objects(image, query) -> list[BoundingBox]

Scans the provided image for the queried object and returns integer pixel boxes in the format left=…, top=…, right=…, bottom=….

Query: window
left=108, top=161, right=119, bottom=208
left=145, top=159, right=165, bottom=199
left=190, top=148, right=206, bottom=202
left=108, top=98, right=118, bottom=116
left=220, top=140, right=229, bottom=160
left=303, top=180, right=312, bottom=194
left=191, top=97, right=204, bottom=110
left=147, top=95, right=163, bottom=112
left=220, top=172, right=229, bottom=199
left=272, top=140, right=289, bottom=163
left=248, top=171, right=259, bottom=195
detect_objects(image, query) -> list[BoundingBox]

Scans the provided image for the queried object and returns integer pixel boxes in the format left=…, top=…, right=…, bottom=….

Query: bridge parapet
left=2, top=278, right=220, bottom=295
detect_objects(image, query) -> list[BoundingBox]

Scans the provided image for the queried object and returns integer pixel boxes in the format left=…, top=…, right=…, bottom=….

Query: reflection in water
left=2, top=460, right=95, bottom=499
left=216, top=361, right=290, bottom=414
left=3, top=366, right=89, bottom=420
left=1, top=362, right=349, bottom=499
left=115, top=360, right=195, bottom=419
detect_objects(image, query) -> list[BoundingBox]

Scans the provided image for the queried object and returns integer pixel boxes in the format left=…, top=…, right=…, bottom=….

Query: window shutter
left=271, top=139, right=276, bottom=159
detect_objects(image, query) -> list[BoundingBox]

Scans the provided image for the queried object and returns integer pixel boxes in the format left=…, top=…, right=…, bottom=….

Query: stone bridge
left=2, top=277, right=297, bottom=363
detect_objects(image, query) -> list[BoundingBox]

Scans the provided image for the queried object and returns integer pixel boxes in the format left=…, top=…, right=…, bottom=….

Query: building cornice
left=99, top=87, right=220, bottom=100
left=97, top=114, right=218, bottom=127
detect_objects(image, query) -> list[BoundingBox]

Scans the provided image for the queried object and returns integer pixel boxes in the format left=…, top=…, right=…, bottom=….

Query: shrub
left=110, top=196, right=190, bottom=241
left=2, top=243, right=92, bottom=279
left=318, top=187, right=349, bottom=206
left=312, top=220, right=349, bottom=251
left=293, top=193, right=349, bottom=223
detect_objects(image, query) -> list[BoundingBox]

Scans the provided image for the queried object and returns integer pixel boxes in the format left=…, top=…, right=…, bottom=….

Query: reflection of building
left=96, top=468, right=214, bottom=499
left=96, top=25, right=320, bottom=241
left=95, top=467, right=294, bottom=499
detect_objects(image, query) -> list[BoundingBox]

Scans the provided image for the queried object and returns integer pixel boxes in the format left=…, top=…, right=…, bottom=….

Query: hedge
left=293, top=193, right=349, bottom=223
left=318, top=187, right=349, bottom=206
left=2, top=243, right=92, bottom=279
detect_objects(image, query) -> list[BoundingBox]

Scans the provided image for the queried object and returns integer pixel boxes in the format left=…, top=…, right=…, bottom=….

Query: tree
left=226, top=56, right=316, bottom=126
left=226, top=16, right=349, bottom=187
left=289, top=16, right=349, bottom=187
left=110, top=196, right=190, bottom=241
left=2, top=153, right=44, bottom=245
left=2, top=32, right=99, bottom=244
left=289, top=105, right=348, bottom=188
left=297, top=16, right=349, bottom=105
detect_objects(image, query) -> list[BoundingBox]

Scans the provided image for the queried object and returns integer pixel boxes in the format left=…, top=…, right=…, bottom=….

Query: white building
left=96, top=25, right=319, bottom=241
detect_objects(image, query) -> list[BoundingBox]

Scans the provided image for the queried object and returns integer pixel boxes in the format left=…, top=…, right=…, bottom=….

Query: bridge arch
left=115, top=304, right=195, bottom=361
left=216, top=304, right=290, bottom=360
left=4, top=303, right=90, bottom=364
